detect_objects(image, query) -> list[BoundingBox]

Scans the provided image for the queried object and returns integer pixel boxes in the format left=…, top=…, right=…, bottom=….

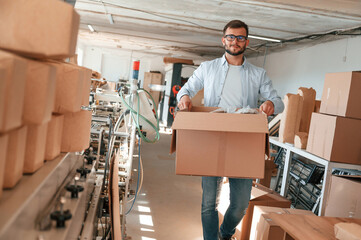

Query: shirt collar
left=221, top=54, right=248, bottom=68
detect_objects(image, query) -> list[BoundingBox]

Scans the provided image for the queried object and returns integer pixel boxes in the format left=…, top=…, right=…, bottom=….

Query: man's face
left=222, top=27, right=249, bottom=56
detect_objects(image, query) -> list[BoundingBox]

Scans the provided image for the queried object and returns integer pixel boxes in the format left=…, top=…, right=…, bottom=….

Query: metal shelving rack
left=269, top=136, right=361, bottom=216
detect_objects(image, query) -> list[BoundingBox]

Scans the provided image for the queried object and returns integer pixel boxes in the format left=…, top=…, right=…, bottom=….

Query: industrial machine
left=0, top=61, right=160, bottom=240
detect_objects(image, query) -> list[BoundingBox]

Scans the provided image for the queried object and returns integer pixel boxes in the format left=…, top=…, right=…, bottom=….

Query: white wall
left=78, top=45, right=167, bottom=83
left=248, top=36, right=361, bottom=99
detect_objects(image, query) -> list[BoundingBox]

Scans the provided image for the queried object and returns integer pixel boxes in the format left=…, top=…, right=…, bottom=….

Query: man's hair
left=223, top=20, right=249, bottom=37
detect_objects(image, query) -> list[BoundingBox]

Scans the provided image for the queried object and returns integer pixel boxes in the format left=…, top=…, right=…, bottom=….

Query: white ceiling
left=74, top=0, right=361, bottom=60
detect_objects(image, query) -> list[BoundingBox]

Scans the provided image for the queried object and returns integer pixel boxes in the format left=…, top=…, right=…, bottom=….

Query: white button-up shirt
left=177, top=55, right=284, bottom=114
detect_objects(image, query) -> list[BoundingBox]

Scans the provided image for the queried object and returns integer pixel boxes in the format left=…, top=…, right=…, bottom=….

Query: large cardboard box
left=250, top=206, right=314, bottom=240
left=61, top=110, right=92, bottom=152
left=45, top=114, right=64, bottom=161
left=218, top=183, right=291, bottom=240
left=0, top=0, right=80, bottom=59
left=320, top=71, right=361, bottom=119
left=49, top=62, right=83, bottom=113
left=23, top=60, right=56, bottom=124
left=23, top=123, right=48, bottom=173
left=324, top=175, right=361, bottom=218
left=0, top=134, right=9, bottom=198
left=171, top=107, right=269, bottom=178
left=3, top=126, right=27, bottom=188
left=0, top=50, right=27, bottom=133
left=306, top=113, right=361, bottom=164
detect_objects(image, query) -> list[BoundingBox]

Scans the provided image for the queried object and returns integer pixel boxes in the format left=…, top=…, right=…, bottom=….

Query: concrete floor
left=126, top=133, right=203, bottom=240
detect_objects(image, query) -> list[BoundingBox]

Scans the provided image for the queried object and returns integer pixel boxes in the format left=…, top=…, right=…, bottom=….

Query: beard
left=224, top=43, right=246, bottom=56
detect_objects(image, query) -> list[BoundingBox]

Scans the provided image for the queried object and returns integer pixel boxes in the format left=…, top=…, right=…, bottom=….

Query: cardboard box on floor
left=0, top=50, right=27, bottom=133
left=23, top=60, right=56, bottom=125
left=250, top=206, right=314, bottom=240
left=320, top=71, right=361, bottom=119
left=0, top=0, right=80, bottom=59
left=61, top=110, right=92, bottom=152
left=24, top=122, right=48, bottom=173
left=324, top=175, right=361, bottom=218
left=49, top=61, right=83, bottom=113
left=0, top=134, right=9, bottom=198
left=170, top=107, right=269, bottom=178
left=45, top=114, right=64, bottom=161
left=218, top=182, right=291, bottom=240
left=306, top=113, right=361, bottom=165
left=3, top=126, right=27, bottom=188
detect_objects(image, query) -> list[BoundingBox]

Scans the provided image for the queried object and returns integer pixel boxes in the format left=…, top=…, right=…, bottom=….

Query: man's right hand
left=177, top=95, right=192, bottom=111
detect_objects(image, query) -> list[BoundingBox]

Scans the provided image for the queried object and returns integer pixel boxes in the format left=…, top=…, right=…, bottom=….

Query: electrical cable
left=253, top=26, right=361, bottom=50
left=119, top=88, right=160, bottom=143
left=127, top=152, right=143, bottom=203
left=125, top=142, right=141, bottom=215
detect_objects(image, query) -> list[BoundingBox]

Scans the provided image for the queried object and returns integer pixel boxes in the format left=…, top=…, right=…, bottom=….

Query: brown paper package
left=298, top=87, right=316, bottom=133
left=23, top=60, right=56, bottom=124
left=23, top=122, right=49, bottom=173
left=279, top=94, right=303, bottom=143
left=0, top=0, right=80, bottom=59
left=0, top=50, right=27, bottom=133
left=61, top=110, right=92, bottom=152
left=3, top=126, right=27, bottom=188
left=49, top=61, right=83, bottom=113
left=45, top=114, right=64, bottom=161
left=294, top=132, right=308, bottom=149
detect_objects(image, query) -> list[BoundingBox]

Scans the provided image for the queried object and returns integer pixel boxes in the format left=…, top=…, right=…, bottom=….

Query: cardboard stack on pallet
left=0, top=0, right=92, bottom=195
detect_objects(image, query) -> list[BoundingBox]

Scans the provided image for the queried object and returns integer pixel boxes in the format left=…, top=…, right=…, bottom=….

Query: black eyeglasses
left=224, top=34, right=248, bottom=42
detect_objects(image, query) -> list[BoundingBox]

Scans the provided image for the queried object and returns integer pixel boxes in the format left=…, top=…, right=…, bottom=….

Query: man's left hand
left=259, top=100, right=274, bottom=116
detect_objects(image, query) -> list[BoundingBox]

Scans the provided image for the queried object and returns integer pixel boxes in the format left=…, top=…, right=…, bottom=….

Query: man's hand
left=259, top=100, right=274, bottom=116
left=177, top=95, right=192, bottom=111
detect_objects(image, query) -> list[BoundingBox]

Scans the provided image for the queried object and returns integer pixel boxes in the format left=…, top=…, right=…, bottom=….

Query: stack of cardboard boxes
left=306, top=71, right=361, bottom=218
left=307, top=71, right=361, bottom=166
left=0, top=0, right=92, bottom=198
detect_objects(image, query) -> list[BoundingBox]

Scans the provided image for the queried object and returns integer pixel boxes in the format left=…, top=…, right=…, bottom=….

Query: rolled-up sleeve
left=259, top=70, right=284, bottom=114
left=177, top=63, right=205, bottom=102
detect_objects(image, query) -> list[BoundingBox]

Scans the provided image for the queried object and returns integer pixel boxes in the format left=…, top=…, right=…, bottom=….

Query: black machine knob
left=84, top=155, right=96, bottom=165
left=77, top=159, right=91, bottom=178
left=76, top=167, right=91, bottom=178
left=50, top=197, right=72, bottom=228
left=65, top=176, right=84, bottom=198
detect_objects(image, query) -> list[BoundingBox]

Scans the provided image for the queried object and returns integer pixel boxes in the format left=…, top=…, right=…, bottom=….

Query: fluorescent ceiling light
left=88, top=24, right=95, bottom=32
left=249, top=35, right=281, bottom=42
left=107, top=14, right=114, bottom=24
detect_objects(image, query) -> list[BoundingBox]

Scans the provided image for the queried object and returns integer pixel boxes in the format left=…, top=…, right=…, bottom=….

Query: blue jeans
left=201, top=177, right=252, bottom=240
